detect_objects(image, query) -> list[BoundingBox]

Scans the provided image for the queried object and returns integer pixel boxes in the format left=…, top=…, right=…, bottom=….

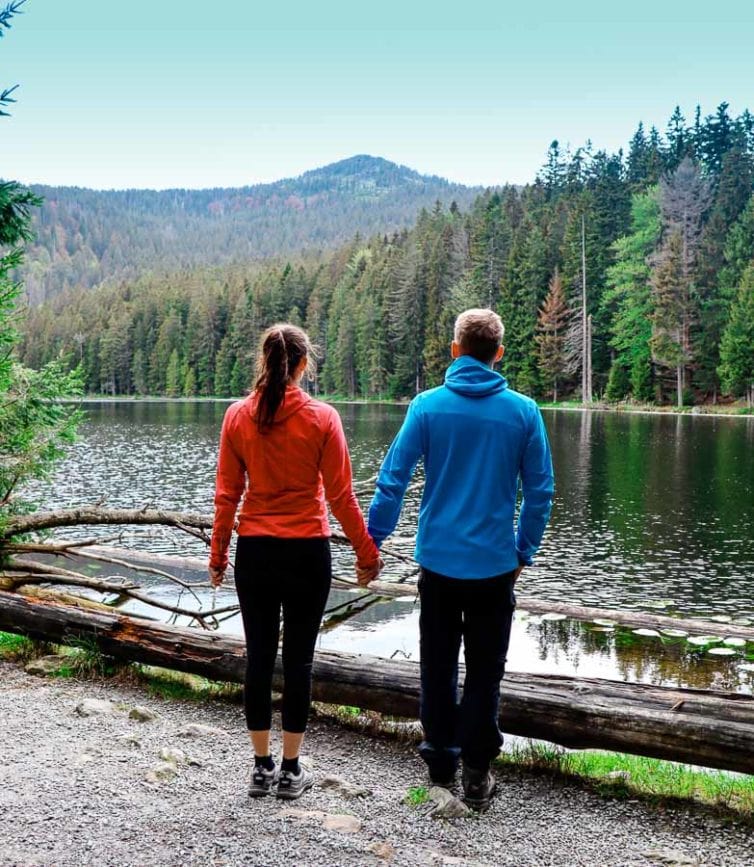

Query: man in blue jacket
left=367, top=308, right=554, bottom=810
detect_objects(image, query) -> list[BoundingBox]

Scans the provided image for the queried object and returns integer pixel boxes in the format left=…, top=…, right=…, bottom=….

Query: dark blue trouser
left=418, top=567, right=516, bottom=779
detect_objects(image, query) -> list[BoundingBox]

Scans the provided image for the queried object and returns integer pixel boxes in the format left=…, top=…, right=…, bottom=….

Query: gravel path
left=1, top=660, right=753, bottom=867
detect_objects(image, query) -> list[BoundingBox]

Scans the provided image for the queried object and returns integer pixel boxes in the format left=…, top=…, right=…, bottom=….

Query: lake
left=24, top=400, right=754, bottom=693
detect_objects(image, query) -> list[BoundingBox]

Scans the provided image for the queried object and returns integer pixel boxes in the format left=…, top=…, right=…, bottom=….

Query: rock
left=323, top=813, right=362, bottom=833
left=24, top=655, right=68, bottom=677
left=427, top=786, right=471, bottom=819
left=117, top=734, right=142, bottom=750
left=641, top=849, right=698, bottom=866
left=176, top=723, right=227, bottom=739
left=146, top=762, right=179, bottom=783
left=605, top=770, right=631, bottom=781
left=281, top=808, right=362, bottom=834
left=159, top=747, right=187, bottom=766
left=129, top=705, right=158, bottom=722
left=320, top=774, right=372, bottom=799
left=75, top=698, right=117, bottom=717
left=367, top=841, right=395, bottom=861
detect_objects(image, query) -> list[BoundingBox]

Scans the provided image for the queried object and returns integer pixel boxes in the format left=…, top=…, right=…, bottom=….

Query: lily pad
left=592, top=618, right=616, bottom=627
left=632, top=628, right=661, bottom=638
left=723, top=637, right=747, bottom=648
left=707, top=647, right=737, bottom=656
left=541, top=613, right=567, bottom=622
left=660, top=628, right=688, bottom=638
left=686, top=635, right=723, bottom=646
left=589, top=626, right=615, bottom=633
left=644, top=600, right=675, bottom=609
left=739, top=663, right=754, bottom=672
left=732, top=618, right=752, bottom=626
left=708, top=615, right=733, bottom=623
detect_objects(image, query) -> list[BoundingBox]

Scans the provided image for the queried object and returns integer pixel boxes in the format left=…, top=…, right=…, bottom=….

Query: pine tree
left=650, top=230, right=687, bottom=406
left=603, top=188, right=661, bottom=402
left=535, top=269, right=568, bottom=401
left=718, top=265, right=754, bottom=405
left=165, top=349, right=181, bottom=397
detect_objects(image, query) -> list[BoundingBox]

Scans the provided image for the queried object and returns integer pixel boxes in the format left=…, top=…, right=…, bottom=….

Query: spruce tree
left=535, top=269, right=568, bottom=401
left=718, top=265, right=754, bottom=405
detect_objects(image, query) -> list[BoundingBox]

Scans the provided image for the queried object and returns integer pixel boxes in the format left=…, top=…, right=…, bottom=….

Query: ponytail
left=254, top=323, right=314, bottom=432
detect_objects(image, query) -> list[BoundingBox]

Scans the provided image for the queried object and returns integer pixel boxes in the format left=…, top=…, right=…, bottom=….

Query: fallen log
left=1, top=590, right=753, bottom=775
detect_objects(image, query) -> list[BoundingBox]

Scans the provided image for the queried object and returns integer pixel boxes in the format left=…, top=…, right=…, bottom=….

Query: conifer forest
left=19, top=104, right=754, bottom=407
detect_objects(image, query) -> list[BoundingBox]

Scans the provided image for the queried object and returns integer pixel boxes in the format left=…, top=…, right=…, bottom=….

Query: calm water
left=24, top=400, right=754, bottom=692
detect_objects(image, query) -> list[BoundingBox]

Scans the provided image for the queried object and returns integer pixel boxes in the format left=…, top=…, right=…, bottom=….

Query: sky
left=2, top=0, right=754, bottom=190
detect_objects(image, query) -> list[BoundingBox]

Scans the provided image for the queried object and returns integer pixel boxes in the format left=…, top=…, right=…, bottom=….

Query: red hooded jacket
left=210, top=386, right=379, bottom=571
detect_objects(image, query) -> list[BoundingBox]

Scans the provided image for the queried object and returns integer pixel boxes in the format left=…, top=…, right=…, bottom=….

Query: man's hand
left=513, top=565, right=525, bottom=584
left=208, top=566, right=225, bottom=588
left=356, top=557, right=384, bottom=587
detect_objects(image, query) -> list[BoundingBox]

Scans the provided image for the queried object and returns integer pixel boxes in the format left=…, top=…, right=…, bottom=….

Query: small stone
left=320, top=774, right=371, bottom=799
left=605, top=770, right=631, bottom=781
left=641, top=849, right=698, bottom=866
left=176, top=723, right=228, bottom=739
left=322, top=813, right=362, bottom=833
left=281, top=808, right=362, bottom=834
left=146, top=762, right=179, bottom=783
left=367, top=841, right=395, bottom=861
left=25, top=655, right=68, bottom=676
left=75, top=698, right=117, bottom=717
left=427, top=786, right=471, bottom=819
left=159, top=747, right=187, bottom=766
left=117, top=734, right=142, bottom=750
left=129, top=705, right=158, bottom=722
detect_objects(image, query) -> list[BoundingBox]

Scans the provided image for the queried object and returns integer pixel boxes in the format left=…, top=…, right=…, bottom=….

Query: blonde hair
left=454, top=308, right=505, bottom=363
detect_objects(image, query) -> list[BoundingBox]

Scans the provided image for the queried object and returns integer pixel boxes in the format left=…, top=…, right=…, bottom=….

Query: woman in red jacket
left=209, top=324, right=381, bottom=800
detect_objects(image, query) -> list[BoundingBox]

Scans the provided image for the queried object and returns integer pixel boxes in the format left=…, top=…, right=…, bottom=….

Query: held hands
left=208, top=566, right=226, bottom=588
left=356, top=557, right=384, bottom=587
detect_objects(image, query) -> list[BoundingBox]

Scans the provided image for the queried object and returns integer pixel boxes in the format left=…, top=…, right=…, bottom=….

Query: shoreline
left=65, top=395, right=754, bottom=418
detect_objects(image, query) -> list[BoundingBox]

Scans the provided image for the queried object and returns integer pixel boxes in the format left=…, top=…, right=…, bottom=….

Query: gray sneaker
left=461, top=765, right=497, bottom=811
left=276, top=765, right=314, bottom=800
left=248, top=763, right=277, bottom=798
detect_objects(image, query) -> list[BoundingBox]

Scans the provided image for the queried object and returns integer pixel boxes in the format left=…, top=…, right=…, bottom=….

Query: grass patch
left=0, top=631, right=37, bottom=662
left=497, top=742, right=754, bottom=818
left=404, top=785, right=429, bottom=806
left=131, top=665, right=242, bottom=703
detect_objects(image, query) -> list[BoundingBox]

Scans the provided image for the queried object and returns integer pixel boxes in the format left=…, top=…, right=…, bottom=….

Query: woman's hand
left=356, top=557, right=383, bottom=587
left=208, top=566, right=225, bottom=588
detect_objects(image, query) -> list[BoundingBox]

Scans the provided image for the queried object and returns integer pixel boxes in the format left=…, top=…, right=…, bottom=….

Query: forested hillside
left=19, top=104, right=754, bottom=406
left=18, top=155, right=481, bottom=301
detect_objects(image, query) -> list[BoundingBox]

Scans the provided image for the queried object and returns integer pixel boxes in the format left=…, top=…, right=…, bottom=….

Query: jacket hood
left=444, top=355, right=508, bottom=398
left=247, top=385, right=313, bottom=424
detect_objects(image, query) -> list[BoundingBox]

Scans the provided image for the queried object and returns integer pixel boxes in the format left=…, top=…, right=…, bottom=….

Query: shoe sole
left=276, top=778, right=314, bottom=800
left=248, top=787, right=273, bottom=798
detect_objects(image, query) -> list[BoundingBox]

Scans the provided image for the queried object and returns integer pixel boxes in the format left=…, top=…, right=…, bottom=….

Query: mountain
left=20, top=155, right=483, bottom=302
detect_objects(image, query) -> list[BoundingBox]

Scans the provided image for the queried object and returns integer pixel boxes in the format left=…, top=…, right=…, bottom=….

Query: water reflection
left=20, top=401, right=754, bottom=689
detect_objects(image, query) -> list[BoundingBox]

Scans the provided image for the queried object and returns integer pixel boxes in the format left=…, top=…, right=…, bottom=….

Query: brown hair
left=254, top=323, right=315, bottom=432
left=454, top=308, right=505, bottom=363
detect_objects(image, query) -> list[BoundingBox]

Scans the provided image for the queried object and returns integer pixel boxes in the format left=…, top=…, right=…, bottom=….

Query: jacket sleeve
left=320, top=409, right=380, bottom=569
left=209, top=406, right=246, bottom=572
left=367, top=399, right=423, bottom=547
left=515, top=405, right=554, bottom=566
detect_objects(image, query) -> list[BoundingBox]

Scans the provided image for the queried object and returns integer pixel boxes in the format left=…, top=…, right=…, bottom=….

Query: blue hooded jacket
left=367, top=355, right=554, bottom=579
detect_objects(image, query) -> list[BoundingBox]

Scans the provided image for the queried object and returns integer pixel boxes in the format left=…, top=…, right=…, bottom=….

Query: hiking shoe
left=276, top=765, right=314, bottom=800
left=248, top=763, right=277, bottom=798
left=429, top=770, right=457, bottom=790
left=462, top=765, right=497, bottom=811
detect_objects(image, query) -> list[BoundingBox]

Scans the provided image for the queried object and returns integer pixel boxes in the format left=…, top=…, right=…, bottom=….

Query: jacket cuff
left=516, top=550, right=533, bottom=567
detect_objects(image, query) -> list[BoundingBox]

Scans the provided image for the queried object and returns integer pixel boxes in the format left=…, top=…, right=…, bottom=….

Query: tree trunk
left=2, top=590, right=754, bottom=775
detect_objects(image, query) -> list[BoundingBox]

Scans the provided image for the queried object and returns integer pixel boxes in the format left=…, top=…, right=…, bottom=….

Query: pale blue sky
left=2, top=0, right=753, bottom=189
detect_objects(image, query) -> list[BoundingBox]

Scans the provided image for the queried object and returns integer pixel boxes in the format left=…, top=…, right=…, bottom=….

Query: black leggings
left=234, top=536, right=332, bottom=733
